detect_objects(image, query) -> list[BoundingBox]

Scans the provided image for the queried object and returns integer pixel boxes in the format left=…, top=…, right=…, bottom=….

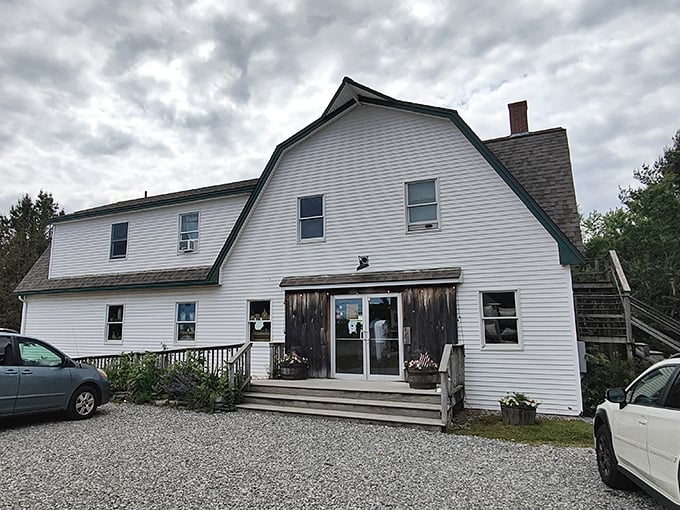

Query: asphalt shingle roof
left=485, top=127, right=584, bottom=252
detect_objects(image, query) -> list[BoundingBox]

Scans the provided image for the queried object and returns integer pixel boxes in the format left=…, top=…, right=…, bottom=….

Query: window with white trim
left=248, top=300, right=271, bottom=342
left=179, top=212, right=199, bottom=252
left=481, top=291, right=519, bottom=345
left=106, top=305, right=124, bottom=343
left=406, top=179, right=439, bottom=231
left=298, top=195, right=324, bottom=241
left=176, top=302, right=196, bottom=342
left=110, top=222, right=128, bottom=259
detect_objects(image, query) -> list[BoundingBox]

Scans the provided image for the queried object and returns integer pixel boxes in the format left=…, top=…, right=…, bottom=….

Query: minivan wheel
left=595, top=426, right=635, bottom=490
left=67, top=385, right=98, bottom=420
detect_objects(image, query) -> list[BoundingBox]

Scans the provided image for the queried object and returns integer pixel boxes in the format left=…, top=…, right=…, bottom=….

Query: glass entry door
left=332, top=294, right=402, bottom=380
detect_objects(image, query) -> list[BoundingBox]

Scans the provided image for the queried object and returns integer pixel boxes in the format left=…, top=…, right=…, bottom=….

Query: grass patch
left=451, top=412, right=593, bottom=448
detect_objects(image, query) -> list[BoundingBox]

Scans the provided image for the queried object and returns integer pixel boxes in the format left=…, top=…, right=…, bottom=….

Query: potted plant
left=499, top=392, right=540, bottom=425
left=405, top=352, right=439, bottom=389
left=279, top=351, right=309, bottom=380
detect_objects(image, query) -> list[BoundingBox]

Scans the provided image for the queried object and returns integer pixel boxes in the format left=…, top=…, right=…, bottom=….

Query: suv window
left=664, top=370, right=680, bottom=409
left=628, top=366, right=677, bottom=407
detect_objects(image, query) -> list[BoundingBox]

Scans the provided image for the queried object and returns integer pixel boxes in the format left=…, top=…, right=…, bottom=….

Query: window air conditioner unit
left=179, top=239, right=196, bottom=252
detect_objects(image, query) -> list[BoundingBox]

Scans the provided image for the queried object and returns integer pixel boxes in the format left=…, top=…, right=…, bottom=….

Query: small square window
left=481, top=291, right=519, bottom=345
left=406, top=180, right=439, bottom=231
left=176, top=302, right=196, bottom=342
left=106, top=305, right=124, bottom=343
left=298, top=195, right=324, bottom=241
left=248, top=301, right=271, bottom=342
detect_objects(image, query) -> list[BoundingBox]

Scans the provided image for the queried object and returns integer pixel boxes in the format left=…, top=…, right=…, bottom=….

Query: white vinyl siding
left=49, top=194, right=248, bottom=277
left=25, top=104, right=582, bottom=411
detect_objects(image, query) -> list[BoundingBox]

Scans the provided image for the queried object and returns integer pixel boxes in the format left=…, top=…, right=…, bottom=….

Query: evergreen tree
left=0, top=191, right=63, bottom=329
left=583, top=130, right=680, bottom=318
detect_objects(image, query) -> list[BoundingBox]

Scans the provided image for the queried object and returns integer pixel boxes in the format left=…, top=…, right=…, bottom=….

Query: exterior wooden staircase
left=238, top=380, right=444, bottom=431
left=573, top=250, right=680, bottom=360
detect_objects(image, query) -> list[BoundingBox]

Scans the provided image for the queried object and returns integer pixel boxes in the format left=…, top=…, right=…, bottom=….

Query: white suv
left=594, top=357, right=680, bottom=509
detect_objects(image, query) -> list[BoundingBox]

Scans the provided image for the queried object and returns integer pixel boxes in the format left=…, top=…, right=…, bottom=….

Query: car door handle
left=638, top=418, right=648, bottom=426
left=3, top=368, right=18, bottom=375
left=20, top=368, right=33, bottom=375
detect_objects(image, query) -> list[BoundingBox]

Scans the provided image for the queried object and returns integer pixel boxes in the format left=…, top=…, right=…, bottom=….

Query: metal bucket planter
left=280, top=364, right=307, bottom=380
left=407, top=369, right=438, bottom=389
left=500, top=404, right=537, bottom=425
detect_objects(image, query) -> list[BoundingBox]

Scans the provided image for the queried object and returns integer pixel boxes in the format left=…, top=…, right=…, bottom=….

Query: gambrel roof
left=16, top=78, right=583, bottom=295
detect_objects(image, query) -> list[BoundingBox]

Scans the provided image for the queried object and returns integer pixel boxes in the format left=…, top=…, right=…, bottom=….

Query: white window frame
left=110, top=222, right=128, bottom=259
left=105, top=304, right=125, bottom=344
left=247, top=300, right=272, bottom=342
left=405, top=179, right=440, bottom=232
left=479, top=290, right=522, bottom=349
left=298, top=194, right=325, bottom=243
left=175, top=302, right=197, bottom=342
left=178, top=212, right=200, bottom=253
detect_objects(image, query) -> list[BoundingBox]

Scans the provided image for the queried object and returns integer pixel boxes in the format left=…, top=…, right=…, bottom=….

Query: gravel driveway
left=1, top=404, right=661, bottom=510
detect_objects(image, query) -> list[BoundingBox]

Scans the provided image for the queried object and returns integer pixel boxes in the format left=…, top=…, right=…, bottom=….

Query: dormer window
left=298, top=195, right=324, bottom=241
left=110, top=222, right=128, bottom=259
left=406, top=179, right=439, bottom=231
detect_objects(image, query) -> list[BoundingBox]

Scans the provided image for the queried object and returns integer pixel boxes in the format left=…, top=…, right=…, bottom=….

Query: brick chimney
left=508, top=100, right=528, bottom=135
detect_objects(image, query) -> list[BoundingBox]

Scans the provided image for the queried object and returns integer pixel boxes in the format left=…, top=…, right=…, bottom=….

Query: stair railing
left=629, top=297, right=680, bottom=353
left=607, top=250, right=633, bottom=348
left=439, top=344, right=465, bottom=430
left=226, top=340, right=252, bottom=393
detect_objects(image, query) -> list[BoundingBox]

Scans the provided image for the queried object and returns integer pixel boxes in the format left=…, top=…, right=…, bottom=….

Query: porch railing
left=439, top=343, right=465, bottom=430
left=226, top=341, right=253, bottom=392
left=269, top=342, right=285, bottom=379
left=75, top=344, right=244, bottom=374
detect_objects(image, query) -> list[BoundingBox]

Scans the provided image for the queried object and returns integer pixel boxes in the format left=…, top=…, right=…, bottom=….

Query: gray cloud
left=0, top=0, right=678, bottom=219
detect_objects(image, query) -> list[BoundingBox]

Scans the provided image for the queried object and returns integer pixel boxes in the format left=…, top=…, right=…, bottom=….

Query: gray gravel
left=1, top=404, right=661, bottom=510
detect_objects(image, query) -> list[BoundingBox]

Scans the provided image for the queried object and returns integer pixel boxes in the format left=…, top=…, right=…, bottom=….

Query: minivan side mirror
left=606, top=387, right=627, bottom=409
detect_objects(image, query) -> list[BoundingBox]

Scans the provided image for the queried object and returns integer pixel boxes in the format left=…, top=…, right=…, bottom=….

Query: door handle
left=20, top=368, right=33, bottom=375
left=4, top=368, right=18, bottom=375
left=638, top=418, right=648, bottom=426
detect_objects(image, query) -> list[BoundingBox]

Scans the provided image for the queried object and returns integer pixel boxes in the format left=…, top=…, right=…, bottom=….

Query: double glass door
left=332, top=294, right=403, bottom=380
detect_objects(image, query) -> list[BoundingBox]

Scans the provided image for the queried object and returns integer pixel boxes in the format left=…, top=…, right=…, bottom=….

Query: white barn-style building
left=16, top=78, right=585, bottom=415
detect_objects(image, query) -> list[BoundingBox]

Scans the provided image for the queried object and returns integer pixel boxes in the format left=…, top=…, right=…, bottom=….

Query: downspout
left=18, top=295, right=27, bottom=334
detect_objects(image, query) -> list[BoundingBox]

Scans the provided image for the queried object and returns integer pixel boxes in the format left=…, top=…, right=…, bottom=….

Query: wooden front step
left=238, top=380, right=443, bottom=431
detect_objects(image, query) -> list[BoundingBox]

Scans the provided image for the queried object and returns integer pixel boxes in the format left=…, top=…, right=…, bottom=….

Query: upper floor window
left=298, top=195, right=324, bottom=241
left=110, top=222, right=128, bottom=259
left=179, top=212, right=199, bottom=252
left=106, top=305, right=124, bottom=343
left=406, top=179, right=439, bottom=231
left=481, top=291, right=520, bottom=346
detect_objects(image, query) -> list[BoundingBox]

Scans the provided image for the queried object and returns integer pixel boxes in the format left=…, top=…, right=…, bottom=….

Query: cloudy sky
left=1, top=0, right=678, bottom=219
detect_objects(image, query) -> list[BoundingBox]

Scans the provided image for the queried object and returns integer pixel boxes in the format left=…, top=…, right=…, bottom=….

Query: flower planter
left=407, top=369, right=439, bottom=389
left=500, top=404, right=537, bottom=425
left=280, top=364, right=307, bottom=380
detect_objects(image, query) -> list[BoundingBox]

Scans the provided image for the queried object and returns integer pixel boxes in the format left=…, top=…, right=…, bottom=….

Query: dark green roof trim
left=206, top=98, right=358, bottom=282
left=359, top=96, right=585, bottom=265
left=17, top=279, right=218, bottom=296
left=51, top=182, right=257, bottom=224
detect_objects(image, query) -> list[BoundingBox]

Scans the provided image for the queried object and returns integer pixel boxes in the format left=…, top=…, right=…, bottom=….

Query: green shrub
left=129, top=353, right=161, bottom=404
left=106, top=353, right=136, bottom=394
left=581, top=350, right=651, bottom=416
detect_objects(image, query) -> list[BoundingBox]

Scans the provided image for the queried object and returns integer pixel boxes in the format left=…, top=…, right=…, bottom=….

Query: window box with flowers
left=404, top=352, right=439, bottom=389
left=499, top=392, right=540, bottom=425
left=279, top=352, right=309, bottom=380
